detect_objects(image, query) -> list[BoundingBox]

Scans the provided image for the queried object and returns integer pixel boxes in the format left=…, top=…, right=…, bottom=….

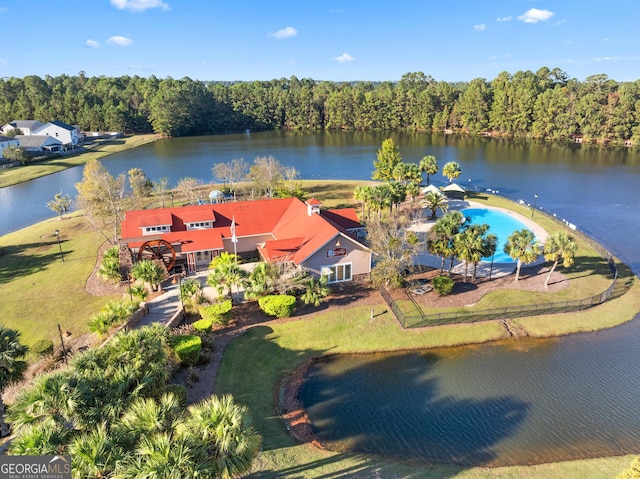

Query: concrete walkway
left=136, top=264, right=255, bottom=328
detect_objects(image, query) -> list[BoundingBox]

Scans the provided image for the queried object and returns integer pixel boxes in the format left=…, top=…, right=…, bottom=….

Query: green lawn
left=0, top=134, right=161, bottom=188
left=216, top=279, right=640, bottom=478
left=0, top=213, right=119, bottom=353
left=215, top=191, right=640, bottom=479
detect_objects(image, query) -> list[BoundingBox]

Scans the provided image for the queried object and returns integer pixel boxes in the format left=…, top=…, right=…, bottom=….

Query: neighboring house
left=14, top=135, right=64, bottom=152
left=0, top=135, right=20, bottom=158
left=120, top=197, right=371, bottom=281
left=1, top=120, right=44, bottom=136
left=33, top=120, right=79, bottom=147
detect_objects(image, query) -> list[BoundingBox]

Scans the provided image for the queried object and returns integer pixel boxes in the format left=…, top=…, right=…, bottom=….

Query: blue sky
left=2, top=0, right=640, bottom=83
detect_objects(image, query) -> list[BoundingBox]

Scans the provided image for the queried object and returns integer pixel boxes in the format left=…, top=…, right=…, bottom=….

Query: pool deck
left=410, top=200, right=548, bottom=279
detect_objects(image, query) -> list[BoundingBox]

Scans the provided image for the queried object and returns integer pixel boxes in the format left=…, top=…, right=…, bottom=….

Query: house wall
left=34, top=124, right=78, bottom=145
left=223, top=234, right=274, bottom=256
left=0, top=138, right=20, bottom=158
left=302, top=237, right=371, bottom=279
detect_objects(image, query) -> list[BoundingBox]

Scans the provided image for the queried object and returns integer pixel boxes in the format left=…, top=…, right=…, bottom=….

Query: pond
left=298, top=319, right=640, bottom=466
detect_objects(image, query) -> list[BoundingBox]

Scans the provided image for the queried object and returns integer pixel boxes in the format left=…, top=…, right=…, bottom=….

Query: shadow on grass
left=0, top=240, right=68, bottom=281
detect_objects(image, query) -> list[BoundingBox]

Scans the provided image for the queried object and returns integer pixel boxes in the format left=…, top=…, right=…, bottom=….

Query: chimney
left=305, top=197, right=322, bottom=216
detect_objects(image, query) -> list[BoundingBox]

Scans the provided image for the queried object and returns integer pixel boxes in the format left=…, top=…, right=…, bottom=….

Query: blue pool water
left=461, top=208, right=534, bottom=263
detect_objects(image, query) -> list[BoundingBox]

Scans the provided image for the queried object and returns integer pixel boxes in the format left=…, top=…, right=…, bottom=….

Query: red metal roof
left=121, top=197, right=366, bottom=264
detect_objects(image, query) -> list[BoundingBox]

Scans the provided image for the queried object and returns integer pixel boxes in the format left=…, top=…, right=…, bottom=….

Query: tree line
left=2, top=69, right=640, bottom=145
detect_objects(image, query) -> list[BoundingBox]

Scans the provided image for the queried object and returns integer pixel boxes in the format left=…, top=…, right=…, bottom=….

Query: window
left=186, top=221, right=212, bottom=230
left=322, top=263, right=352, bottom=283
left=142, top=225, right=169, bottom=235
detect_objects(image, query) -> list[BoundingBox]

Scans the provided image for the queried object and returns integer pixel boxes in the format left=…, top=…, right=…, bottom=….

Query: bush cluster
left=258, top=294, right=296, bottom=318
left=170, top=334, right=202, bottom=366
left=432, top=276, right=455, bottom=296
left=198, top=299, right=232, bottom=326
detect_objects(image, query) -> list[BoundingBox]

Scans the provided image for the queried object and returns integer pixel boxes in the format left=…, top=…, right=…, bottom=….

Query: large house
left=120, top=197, right=371, bottom=283
left=1, top=119, right=79, bottom=148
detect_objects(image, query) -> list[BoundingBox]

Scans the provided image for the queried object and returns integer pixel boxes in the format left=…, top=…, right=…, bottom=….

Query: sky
left=2, top=0, right=640, bottom=83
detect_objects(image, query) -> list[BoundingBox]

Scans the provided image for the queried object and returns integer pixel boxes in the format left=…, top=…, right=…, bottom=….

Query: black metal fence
left=380, top=203, right=636, bottom=329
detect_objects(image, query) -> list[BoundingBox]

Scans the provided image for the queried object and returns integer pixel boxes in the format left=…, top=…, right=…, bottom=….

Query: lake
left=2, top=130, right=640, bottom=465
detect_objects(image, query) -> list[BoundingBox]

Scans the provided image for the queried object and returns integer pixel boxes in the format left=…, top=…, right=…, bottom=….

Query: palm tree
left=504, top=229, right=542, bottom=281
left=419, top=155, right=438, bottom=185
left=9, top=422, right=71, bottom=455
left=442, top=161, right=462, bottom=184
left=98, top=245, right=122, bottom=283
left=478, top=232, right=498, bottom=280
left=115, top=394, right=184, bottom=448
left=7, top=371, right=78, bottom=431
left=243, top=262, right=278, bottom=300
left=0, top=325, right=28, bottom=436
left=207, top=253, right=246, bottom=301
left=428, top=211, right=464, bottom=274
left=68, top=423, right=123, bottom=479
left=130, top=259, right=166, bottom=292
left=301, top=275, right=330, bottom=307
left=454, top=227, right=486, bottom=282
left=180, top=395, right=261, bottom=479
left=420, top=191, right=449, bottom=219
left=114, top=432, right=210, bottom=479
left=543, top=231, right=578, bottom=287
left=353, top=185, right=373, bottom=218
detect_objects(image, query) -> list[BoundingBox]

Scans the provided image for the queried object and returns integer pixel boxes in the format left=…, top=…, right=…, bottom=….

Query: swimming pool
left=461, top=207, right=534, bottom=263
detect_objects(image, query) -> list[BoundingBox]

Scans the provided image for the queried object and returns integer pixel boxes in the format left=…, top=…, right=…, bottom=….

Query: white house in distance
left=0, top=120, right=43, bottom=136
left=14, top=135, right=64, bottom=152
left=0, top=135, right=20, bottom=158
left=33, top=120, right=79, bottom=147
left=120, top=197, right=372, bottom=282
left=1, top=119, right=79, bottom=148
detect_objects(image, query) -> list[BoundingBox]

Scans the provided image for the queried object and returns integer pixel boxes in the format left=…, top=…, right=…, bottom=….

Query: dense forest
left=1, top=68, right=640, bottom=146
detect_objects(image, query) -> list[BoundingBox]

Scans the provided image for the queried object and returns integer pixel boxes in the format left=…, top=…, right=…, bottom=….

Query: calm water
left=461, top=207, right=533, bottom=263
left=3, top=131, right=640, bottom=465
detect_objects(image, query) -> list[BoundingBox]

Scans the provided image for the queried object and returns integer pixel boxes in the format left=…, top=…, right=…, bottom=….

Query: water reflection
left=299, top=318, right=640, bottom=466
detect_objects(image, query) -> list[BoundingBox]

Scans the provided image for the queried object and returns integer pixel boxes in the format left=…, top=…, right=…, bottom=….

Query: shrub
left=433, top=275, right=455, bottom=296
left=198, top=299, right=232, bottom=326
left=170, top=335, right=202, bottom=366
left=258, top=294, right=296, bottom=318
left=192, top=318, right=213, bottom=333
left=31, top=339, right=54, bottom=357
left=161, top=385, right=188, bottom=408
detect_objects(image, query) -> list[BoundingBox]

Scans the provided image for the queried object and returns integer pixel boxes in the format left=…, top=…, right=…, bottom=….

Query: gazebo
left=442, top=183, right=466, bottom=200
left=420, top=184, right=444, bottom=196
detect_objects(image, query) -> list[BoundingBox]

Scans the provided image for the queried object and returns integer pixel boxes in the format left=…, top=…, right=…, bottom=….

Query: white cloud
left=595, top=56, right=618, bottom=62
left=335, top=53, right=354, bottom=63
left=110, top=0, right=170, bottom=12
left=604, top=37, right=610, bottom=42
left=518, top=8, right=554, bottom=23
left=0, top=7, right=8, bottom=13
left=474, top=24, right=486, bottom=32
left=107, top=36, right=134, bottom=46
left=268, top=27, right=298, bottom=39
left=85, top=39, right=100, bottom=48
left=497, top=16, right=512, bottom=22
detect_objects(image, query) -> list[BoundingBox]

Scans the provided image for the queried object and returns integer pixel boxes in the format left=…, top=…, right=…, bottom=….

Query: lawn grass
left=217, top=287, right=640, bottom=478
left=0, top=134, right=161, bottom=188
left=0, top=213, right=119, bottom=354
left=215, top=190, right=640, bottom=478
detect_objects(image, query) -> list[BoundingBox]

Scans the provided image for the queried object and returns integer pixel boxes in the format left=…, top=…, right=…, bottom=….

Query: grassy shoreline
left=1, top=178, right=638, bottom=477
left=213, top=191, right=640, bottom=478
left=0, top=133, right=161, bottom=188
